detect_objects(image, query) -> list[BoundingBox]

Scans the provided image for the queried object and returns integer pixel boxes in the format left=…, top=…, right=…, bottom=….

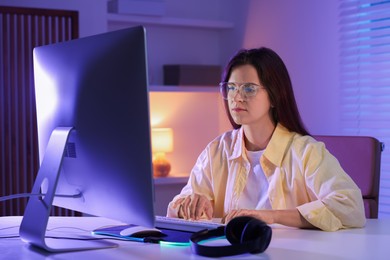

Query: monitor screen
left=20, top=26, right=155, bottom=251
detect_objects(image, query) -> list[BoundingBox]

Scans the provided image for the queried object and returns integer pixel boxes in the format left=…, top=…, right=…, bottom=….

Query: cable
left=0, top=235, right=20, bottom=239
left=0, top=225, right=20, bottom=239
left=0, top=192, right=82, bottom=202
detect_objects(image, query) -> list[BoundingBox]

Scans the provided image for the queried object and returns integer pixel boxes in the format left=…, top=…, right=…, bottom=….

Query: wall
left=1, top=0, right=342, bottom=170
left=243, top=0, right=340, bottom=135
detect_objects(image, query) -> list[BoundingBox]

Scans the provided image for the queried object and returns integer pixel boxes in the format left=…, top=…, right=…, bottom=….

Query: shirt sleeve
left=166, top=146, right=214, bottom=217
left=296, top=141, right=366, bottom=231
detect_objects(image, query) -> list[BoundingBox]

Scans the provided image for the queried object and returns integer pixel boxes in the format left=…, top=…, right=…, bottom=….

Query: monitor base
left=19, top=127, right=116, bottom=252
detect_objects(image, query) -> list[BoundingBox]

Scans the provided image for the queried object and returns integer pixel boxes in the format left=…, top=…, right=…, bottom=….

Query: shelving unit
left=107, top=9, right=231, bottom=183
left=106, top=11, right=233, bottom=88
left=153, top=175, right=189, bottom=215
left=107, top=13, right=234, bottom=30
left=149, top=85, right=218, bottom=92
left=154, top=175, right=188, bottom=186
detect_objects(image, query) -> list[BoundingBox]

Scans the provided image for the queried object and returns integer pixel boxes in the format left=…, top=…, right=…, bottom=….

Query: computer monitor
left=19, top=26, right=155, bottom=252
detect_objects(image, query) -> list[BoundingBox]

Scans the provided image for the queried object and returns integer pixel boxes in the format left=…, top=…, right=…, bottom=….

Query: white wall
left=242, top=0, right=340, bottom=135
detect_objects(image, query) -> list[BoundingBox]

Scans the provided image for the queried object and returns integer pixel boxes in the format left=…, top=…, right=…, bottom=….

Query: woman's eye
left=243, top=86, right=256, bottom=94
left=227, top=85, right=236, bottom=92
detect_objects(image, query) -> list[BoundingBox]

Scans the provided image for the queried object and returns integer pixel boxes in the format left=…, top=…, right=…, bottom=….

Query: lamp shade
left=151, top=128, right=173, bottom=153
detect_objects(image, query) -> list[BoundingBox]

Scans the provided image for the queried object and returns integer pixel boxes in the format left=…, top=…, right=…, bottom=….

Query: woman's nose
left=232, top=89, right=245, bottom=101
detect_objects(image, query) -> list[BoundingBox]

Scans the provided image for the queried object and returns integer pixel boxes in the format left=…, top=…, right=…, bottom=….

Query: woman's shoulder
left=271, top=124, right=323, bottom=153
left=293, top=133, right=317, bottom=144
left=209, top=128, right=239, bottom=143
left=193, top=129, right=241, bottom=164
left=290, top=133, right=327, bottom=157
left=206, top=128, right=241, bottom=151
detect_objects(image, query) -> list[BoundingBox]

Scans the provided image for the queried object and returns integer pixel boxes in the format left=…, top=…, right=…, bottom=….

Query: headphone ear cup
left=225, top=216, right=252, bottom=244
left=225, top=216, right=272, bottom=254
left=248, top=220, right=272, bottom=253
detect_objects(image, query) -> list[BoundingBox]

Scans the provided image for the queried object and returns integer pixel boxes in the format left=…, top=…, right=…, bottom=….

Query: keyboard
left=155, top=215, right=224, bottom=233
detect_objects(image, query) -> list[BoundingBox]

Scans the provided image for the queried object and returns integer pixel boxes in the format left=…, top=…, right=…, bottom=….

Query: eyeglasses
left=219, top=82, right=264, bottom=100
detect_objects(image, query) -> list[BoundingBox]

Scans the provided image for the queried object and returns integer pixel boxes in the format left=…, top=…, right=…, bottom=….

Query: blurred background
left=1, top=0, right=389, bottom=217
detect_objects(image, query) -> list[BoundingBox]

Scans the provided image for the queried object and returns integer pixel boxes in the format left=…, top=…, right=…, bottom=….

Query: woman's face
left=227, top=64, right=273, bottom=127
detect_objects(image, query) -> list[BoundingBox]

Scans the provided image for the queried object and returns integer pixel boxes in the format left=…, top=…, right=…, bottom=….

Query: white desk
left=0, top=216, right=389, bottom=259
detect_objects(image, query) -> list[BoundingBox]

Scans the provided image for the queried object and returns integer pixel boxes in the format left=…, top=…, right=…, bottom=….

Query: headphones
left=190, top=216, right=272, bottom=257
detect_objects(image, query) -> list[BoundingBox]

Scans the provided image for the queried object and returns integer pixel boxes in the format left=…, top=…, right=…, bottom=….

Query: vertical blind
left=339, top=0, right=390, bottom=217
left=0, top=6, right=78, bottom=216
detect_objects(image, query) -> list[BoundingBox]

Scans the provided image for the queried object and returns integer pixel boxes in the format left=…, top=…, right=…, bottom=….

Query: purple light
left=34, top=57, right=59, bottom=126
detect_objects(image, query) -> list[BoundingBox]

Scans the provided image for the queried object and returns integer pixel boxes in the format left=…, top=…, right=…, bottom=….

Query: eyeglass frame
left=219, top=82, right=265, bottom=100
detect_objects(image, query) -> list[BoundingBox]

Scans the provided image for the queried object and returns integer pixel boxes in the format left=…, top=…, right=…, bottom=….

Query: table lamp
left=151, top=128, right=173, bottom=177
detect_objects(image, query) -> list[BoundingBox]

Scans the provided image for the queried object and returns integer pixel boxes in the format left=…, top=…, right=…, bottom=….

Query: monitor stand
left=19, top=127, right=117, bottom=252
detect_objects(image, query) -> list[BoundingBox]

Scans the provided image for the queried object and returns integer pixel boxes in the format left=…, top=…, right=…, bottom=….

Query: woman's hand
left=173, top=193, right=213, bottom=220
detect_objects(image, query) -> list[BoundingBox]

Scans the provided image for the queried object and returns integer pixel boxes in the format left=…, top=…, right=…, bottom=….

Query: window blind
left=0, top=6, right=79, bottom=216
left=339, top=0, right=390, bottom=217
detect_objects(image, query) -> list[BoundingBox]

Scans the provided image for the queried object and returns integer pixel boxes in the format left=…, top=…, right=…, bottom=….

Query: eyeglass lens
left=220, top=83, right=259, bottom=100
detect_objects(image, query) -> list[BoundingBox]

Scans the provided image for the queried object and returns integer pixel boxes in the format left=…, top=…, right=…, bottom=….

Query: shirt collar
left=263, top=124, right=295, bottom=167
left=228, top=124, right=295, bottom=167
left=229, top=127, right=245, bottom=161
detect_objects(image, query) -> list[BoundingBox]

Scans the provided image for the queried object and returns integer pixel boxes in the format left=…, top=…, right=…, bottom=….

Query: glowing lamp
left=151, top=128, right=173, bottom=177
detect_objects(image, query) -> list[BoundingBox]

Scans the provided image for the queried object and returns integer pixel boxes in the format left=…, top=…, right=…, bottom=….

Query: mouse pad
left=93, top=224, right=194, bottom=244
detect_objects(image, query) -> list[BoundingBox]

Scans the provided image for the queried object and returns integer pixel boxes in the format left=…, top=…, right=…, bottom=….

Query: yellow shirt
left=167, top=124, right=366, bottom=231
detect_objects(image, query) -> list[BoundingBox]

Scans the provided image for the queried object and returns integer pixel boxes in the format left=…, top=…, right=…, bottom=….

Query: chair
left=313, top=135, right=384, bottom=219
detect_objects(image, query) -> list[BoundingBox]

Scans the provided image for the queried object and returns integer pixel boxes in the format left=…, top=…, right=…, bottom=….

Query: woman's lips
left=232, top=107, right=246, bottom=112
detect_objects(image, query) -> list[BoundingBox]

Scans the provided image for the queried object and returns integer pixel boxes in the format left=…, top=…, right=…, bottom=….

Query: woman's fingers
left=189, top=194, right=200, bottom=220
left=177, top=194, right=213, bottom=220
left=223, top=210, right=241, bottom=223
left=195, top=196, right=212, bottom=220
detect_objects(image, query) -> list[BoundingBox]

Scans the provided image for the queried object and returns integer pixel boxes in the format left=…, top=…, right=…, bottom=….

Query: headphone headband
left=190, top=216, right=272, bottom=257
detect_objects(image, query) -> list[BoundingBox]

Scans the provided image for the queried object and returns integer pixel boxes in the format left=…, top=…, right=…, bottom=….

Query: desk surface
left=0, top=216, right=389, bottom=259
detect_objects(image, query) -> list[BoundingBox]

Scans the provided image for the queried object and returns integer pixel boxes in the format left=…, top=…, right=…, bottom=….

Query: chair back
left=313, top=135, right=383, bottom=218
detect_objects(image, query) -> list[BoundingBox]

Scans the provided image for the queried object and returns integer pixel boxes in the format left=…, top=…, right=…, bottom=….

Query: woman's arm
left=223, top=208, right=315, bottom=229
left=167, top=146, right=216, bottom=218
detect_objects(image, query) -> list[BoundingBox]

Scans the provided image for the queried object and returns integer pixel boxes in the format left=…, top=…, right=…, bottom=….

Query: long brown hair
left=221, top=47, right=309, bottom=136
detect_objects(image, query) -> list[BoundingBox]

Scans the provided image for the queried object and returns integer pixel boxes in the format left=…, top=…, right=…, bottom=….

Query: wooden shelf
left=154, top=176, right=188, bottom=186
left=107, top=13, right=234, bottom=30
left=149, top=85, right=219, bottom=93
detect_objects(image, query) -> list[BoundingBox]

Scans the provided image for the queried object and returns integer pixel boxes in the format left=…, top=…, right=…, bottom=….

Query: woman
left=167, top=47, right=365, bottom=231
